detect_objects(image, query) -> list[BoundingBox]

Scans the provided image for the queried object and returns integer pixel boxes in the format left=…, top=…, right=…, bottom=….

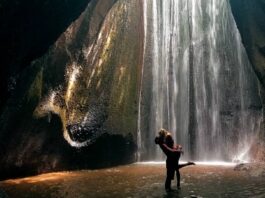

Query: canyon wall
left=0, top=0, right=143, bottom=180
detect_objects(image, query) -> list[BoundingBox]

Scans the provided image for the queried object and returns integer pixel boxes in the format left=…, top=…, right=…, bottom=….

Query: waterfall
left=139, top=0, right=262, bottom=161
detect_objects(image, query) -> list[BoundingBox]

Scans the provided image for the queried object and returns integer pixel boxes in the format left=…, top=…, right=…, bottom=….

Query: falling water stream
left=138, top=0, right=262, bottom=162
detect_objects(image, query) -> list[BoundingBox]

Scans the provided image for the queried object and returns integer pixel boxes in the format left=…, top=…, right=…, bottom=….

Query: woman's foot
left=187, top=161, right=196, bottom=165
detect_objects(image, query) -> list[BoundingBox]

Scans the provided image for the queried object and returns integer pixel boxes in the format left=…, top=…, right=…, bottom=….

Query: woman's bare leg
left=178, top=162, right=195, bottom=169
left=176, top=162, right=195, bottom=189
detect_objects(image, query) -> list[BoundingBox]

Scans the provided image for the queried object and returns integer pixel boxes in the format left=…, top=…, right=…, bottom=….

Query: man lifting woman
left=155, top=128, right=195, bottom=191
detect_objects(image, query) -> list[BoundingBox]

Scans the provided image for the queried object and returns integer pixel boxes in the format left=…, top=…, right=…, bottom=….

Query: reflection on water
left=136, top=161, right=237, bottom=166
left=1, top=164, right=265, bottom=198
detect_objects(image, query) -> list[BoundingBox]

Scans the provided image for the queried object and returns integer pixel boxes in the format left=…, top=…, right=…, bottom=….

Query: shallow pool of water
left=1, top=164, right=265, bottom=198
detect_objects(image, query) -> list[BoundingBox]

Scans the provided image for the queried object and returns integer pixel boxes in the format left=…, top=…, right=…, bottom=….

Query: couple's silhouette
left=155, top=129, right=195, bottom=191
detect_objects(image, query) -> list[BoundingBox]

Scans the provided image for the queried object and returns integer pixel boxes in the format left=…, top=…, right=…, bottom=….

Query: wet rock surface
left=0, top=0, right=141, bottom=179
left=234, top=163, right=265, bottom=177
left=229, top=0, right=265, bottom=162
left=230, top=0, right=265, bottom=86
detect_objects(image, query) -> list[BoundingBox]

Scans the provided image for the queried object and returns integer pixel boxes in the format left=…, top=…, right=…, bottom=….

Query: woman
left=155, top=129, right=195, bottom=191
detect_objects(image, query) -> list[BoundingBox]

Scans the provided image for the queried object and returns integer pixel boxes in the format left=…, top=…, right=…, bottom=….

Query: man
left=155, top=129, right=195, bottom=191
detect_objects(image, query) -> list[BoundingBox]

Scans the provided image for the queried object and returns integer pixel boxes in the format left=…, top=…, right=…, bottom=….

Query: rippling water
left=1, top=164, right=265, bottom=198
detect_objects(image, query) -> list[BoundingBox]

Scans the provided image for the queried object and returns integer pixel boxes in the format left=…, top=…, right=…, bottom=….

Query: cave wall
left=0, top=0, right=93, bottom=111
left=2, top=0, right=265, bottom=180
left=0, top=0, right=143, bottom=180
left=229, top=0, right=265, bottom=86
left=229, top=0, right=265, bottom=160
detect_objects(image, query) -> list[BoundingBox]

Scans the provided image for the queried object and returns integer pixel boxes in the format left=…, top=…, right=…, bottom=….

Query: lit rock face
left=33, top=0, right=143, bottom=147
left=0, top=0, right=142, bottom=179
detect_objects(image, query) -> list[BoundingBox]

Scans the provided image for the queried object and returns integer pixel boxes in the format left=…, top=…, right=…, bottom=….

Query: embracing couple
left=155, top=128, right=195, bottom=192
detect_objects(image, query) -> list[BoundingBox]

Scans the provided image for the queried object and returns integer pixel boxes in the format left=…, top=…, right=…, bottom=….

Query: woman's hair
left=155, top=128, right=170, bottom=144
left=158, top=128, right=170, bottom=138
left=156, top=128, right=176, bottom=147
left=157, top=128, right=183, bottom=150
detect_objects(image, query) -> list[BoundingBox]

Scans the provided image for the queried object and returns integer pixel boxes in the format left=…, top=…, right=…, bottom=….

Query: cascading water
left=138, top=0, right=263, bottom=162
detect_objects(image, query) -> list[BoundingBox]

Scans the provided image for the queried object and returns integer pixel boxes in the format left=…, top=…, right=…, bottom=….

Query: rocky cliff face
left=229, top=0, right=265, bottom=161
left=0, top=0, right=92, bottom=111
left=229, top=0, right=265, bottom=86
left=0, top=0, right=143, bottom=180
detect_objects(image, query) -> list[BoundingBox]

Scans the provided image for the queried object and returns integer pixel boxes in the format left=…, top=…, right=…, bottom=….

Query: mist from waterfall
left=138, top=0, right=262, bottom=162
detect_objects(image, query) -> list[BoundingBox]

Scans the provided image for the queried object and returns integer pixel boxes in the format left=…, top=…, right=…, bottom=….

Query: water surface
left=1, top=164, right=265, bottom=197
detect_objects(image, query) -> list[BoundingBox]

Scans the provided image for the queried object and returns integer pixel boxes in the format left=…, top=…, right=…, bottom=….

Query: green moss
left=104, top=1, right=142, bottom=139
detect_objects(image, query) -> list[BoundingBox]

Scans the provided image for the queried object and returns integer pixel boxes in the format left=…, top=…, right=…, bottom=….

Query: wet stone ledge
left=234, top=163, right=265, bottom=177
